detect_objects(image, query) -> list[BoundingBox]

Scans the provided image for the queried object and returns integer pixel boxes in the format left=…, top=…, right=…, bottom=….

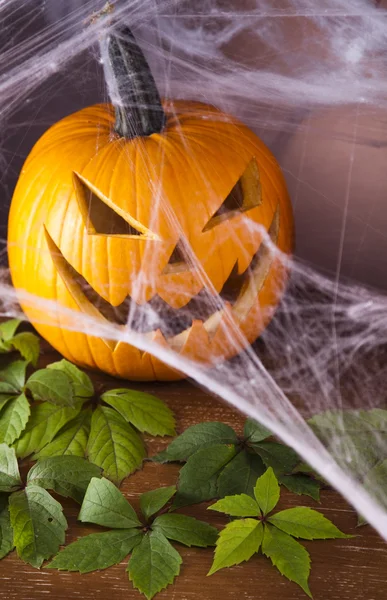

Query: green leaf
left=0, top=394, right=30, bottom=446
left=209, top=494, right=260, bottom=517
left=0, top=395, right=15, bottom=412
left=0, top=382, right=18, bottom=394
left=363, top=459, right=387, bottom=509
left=15, top=401, right=82, bottom=459
left=153, top=422, right=238, bottom=463
left=0, top=395, right=14, bottom=412
left=254, top=467, right=280, bottom=515
left=27, top=456, right=102, bottom=503
left=128, top=530, right=182, bottom=600
left=294, top=463, right=327, bottom=484
left=11, top=332, right=40, bottom=366
left=0, top=360, right=27, bottom=392
left=87, top=407, right=146, bottom=485
left=173, top=444, right=237, bottom=508
left=309, top=409, right=387, bottom=437
left=208, top=519, right=263, bottom=575
left=140, top=486, right=176, bottom=521
left=0, top=496, right=13, bottom=559
left=79, top=477, right=142, bottom=529
left=0, top=319, right=21, bottom=341
left=268, top=507, right=352, bottom=540
left=47, top=529, right=143, bottom=573
left=244, top=418, right=272, bottom=442
left=279, top=475, right=321, bottom=501
left=26, top=369, right=75, bottom=407
left=262, top=524, right=312, bottom=598
left=0, top=444, right=21, bottom=492
left=33, top=409, right=92, bottom=459
left=0, top=341, right=11, bottom=354
left=309, top=409, right=387, bottom=473
left=102, top=389, right=176, bottom=437
left=217, top=450, right=265, bottom=498
left=9, top=485, right=67, bottom=568
left=152, top=514, right=218, bottom=547
left=252, top=442, right=300, bottom=476
left=47, top=360, right=94, bottom=398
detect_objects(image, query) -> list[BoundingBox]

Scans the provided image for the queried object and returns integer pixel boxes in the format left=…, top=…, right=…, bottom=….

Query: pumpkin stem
left=103, top=26, right=166, bottom=138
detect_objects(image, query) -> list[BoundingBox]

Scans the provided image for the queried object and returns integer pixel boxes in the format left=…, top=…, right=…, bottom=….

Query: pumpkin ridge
left=51, top=186, right=85, bottom=367
left=163, top=126, right=260, bottom=222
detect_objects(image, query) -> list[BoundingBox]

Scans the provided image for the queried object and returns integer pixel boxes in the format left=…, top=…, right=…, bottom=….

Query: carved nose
left=162, top=239, right=190, bottom=274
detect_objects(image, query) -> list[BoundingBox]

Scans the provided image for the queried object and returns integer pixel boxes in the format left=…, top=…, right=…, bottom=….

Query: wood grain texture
left=1, top=344, right=387, bottom=600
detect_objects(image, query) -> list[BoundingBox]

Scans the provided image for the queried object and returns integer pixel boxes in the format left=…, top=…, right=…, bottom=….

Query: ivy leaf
left=152, top=514, right=218, bottom=547
left=0, top=319, right=21, bottom=341
left=268, top=507, right=352, bottom=540
left=87, top=407, right=146, bottom=485
left=294, top=463, right=327, bottom=484
left=208, top=519, right=263, bottom=575
left=363, top=459, right=387, bottom=507
left=0, top=360, right=27, bottom=392
left=308, top=409, right=387, bottom=437
left=262, top=524, right=312, bottom=598
left=9, top=485, right=67, bottom=568
left=79, top=477, right=142, bottom=529
left=0, top=496, right=13, bottom=559
left=244, top=418, right=272, bottom=443
left=0, top=382, right=18, bottom=394
left=27, top=456, right=102, bottom=503
left=153, top=422, right=238, bottom=463
left=15, top=401, right=82, bottom=459
left=128, top=530, right=182, bottom=600
left=217, top=450, right=265, bottom=498
left=254, top=467, right=280, bottom=516
left=26, top=369, right=75, bottom=407
left=11, top=332, right=40, bottom=366
left=33, top=409, right=92, bottom=459
left=47, top=360, right=94, bottom=398
left=358, top=460, right=387, bottom=524
left=47, top=529, right=143, bottom=573
left=0, top=444, right=22, bottom=492
left=173, top=444, right=237, bottom=508
left=279, top=475, right=321, bottom=501
left=0, top=394, right=30, bottom=446
left=252, top=442, right=300, bottom=476
left=101, top=389, right=176, bottom=437
left=308, top=410, right=387, bottom=473
left=140, top=486, right=176, bottom=521
left=209, top=494, right=260, bottom=518
left=0, top=395, right=14, bottom=412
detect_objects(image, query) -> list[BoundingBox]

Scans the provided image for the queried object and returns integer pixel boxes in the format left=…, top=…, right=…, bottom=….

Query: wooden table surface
left=1, top=345, right=387, bottom=600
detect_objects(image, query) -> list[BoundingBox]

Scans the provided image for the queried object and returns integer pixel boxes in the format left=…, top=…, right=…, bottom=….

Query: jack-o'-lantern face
left=8, top=28, right=293, bottom=381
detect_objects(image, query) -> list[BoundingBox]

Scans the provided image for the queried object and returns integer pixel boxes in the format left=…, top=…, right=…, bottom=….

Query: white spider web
left=2, top=0, right=387, bottom=538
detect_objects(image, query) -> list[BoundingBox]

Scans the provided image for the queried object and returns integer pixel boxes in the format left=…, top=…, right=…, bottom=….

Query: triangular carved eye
left=202, top=159, right=262, bottom=232
left=73, top=172, right=156, bottom=238
left=163, top=239, right=190, bottom=274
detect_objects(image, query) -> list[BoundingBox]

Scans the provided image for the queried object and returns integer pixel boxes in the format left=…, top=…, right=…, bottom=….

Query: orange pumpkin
left=8, top=26, right=294, bottom=381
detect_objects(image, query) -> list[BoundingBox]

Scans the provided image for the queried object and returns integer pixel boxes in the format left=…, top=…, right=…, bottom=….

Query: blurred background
left=1, top=0, right=387, bottom=291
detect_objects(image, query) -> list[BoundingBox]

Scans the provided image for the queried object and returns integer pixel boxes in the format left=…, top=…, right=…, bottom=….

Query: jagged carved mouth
left=44, top=205, right=279, bottom=348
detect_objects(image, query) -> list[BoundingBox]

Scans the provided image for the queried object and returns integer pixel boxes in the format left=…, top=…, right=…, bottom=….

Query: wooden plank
left=1, top=346, right=387, bottom=599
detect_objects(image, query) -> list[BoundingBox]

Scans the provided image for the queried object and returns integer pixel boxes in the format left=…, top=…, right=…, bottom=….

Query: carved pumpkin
left=8, top=26, right=294, bottom=381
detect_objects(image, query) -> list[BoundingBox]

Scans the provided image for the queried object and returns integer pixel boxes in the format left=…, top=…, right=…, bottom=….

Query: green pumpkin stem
left=104, top=26, right=166, bottom=138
